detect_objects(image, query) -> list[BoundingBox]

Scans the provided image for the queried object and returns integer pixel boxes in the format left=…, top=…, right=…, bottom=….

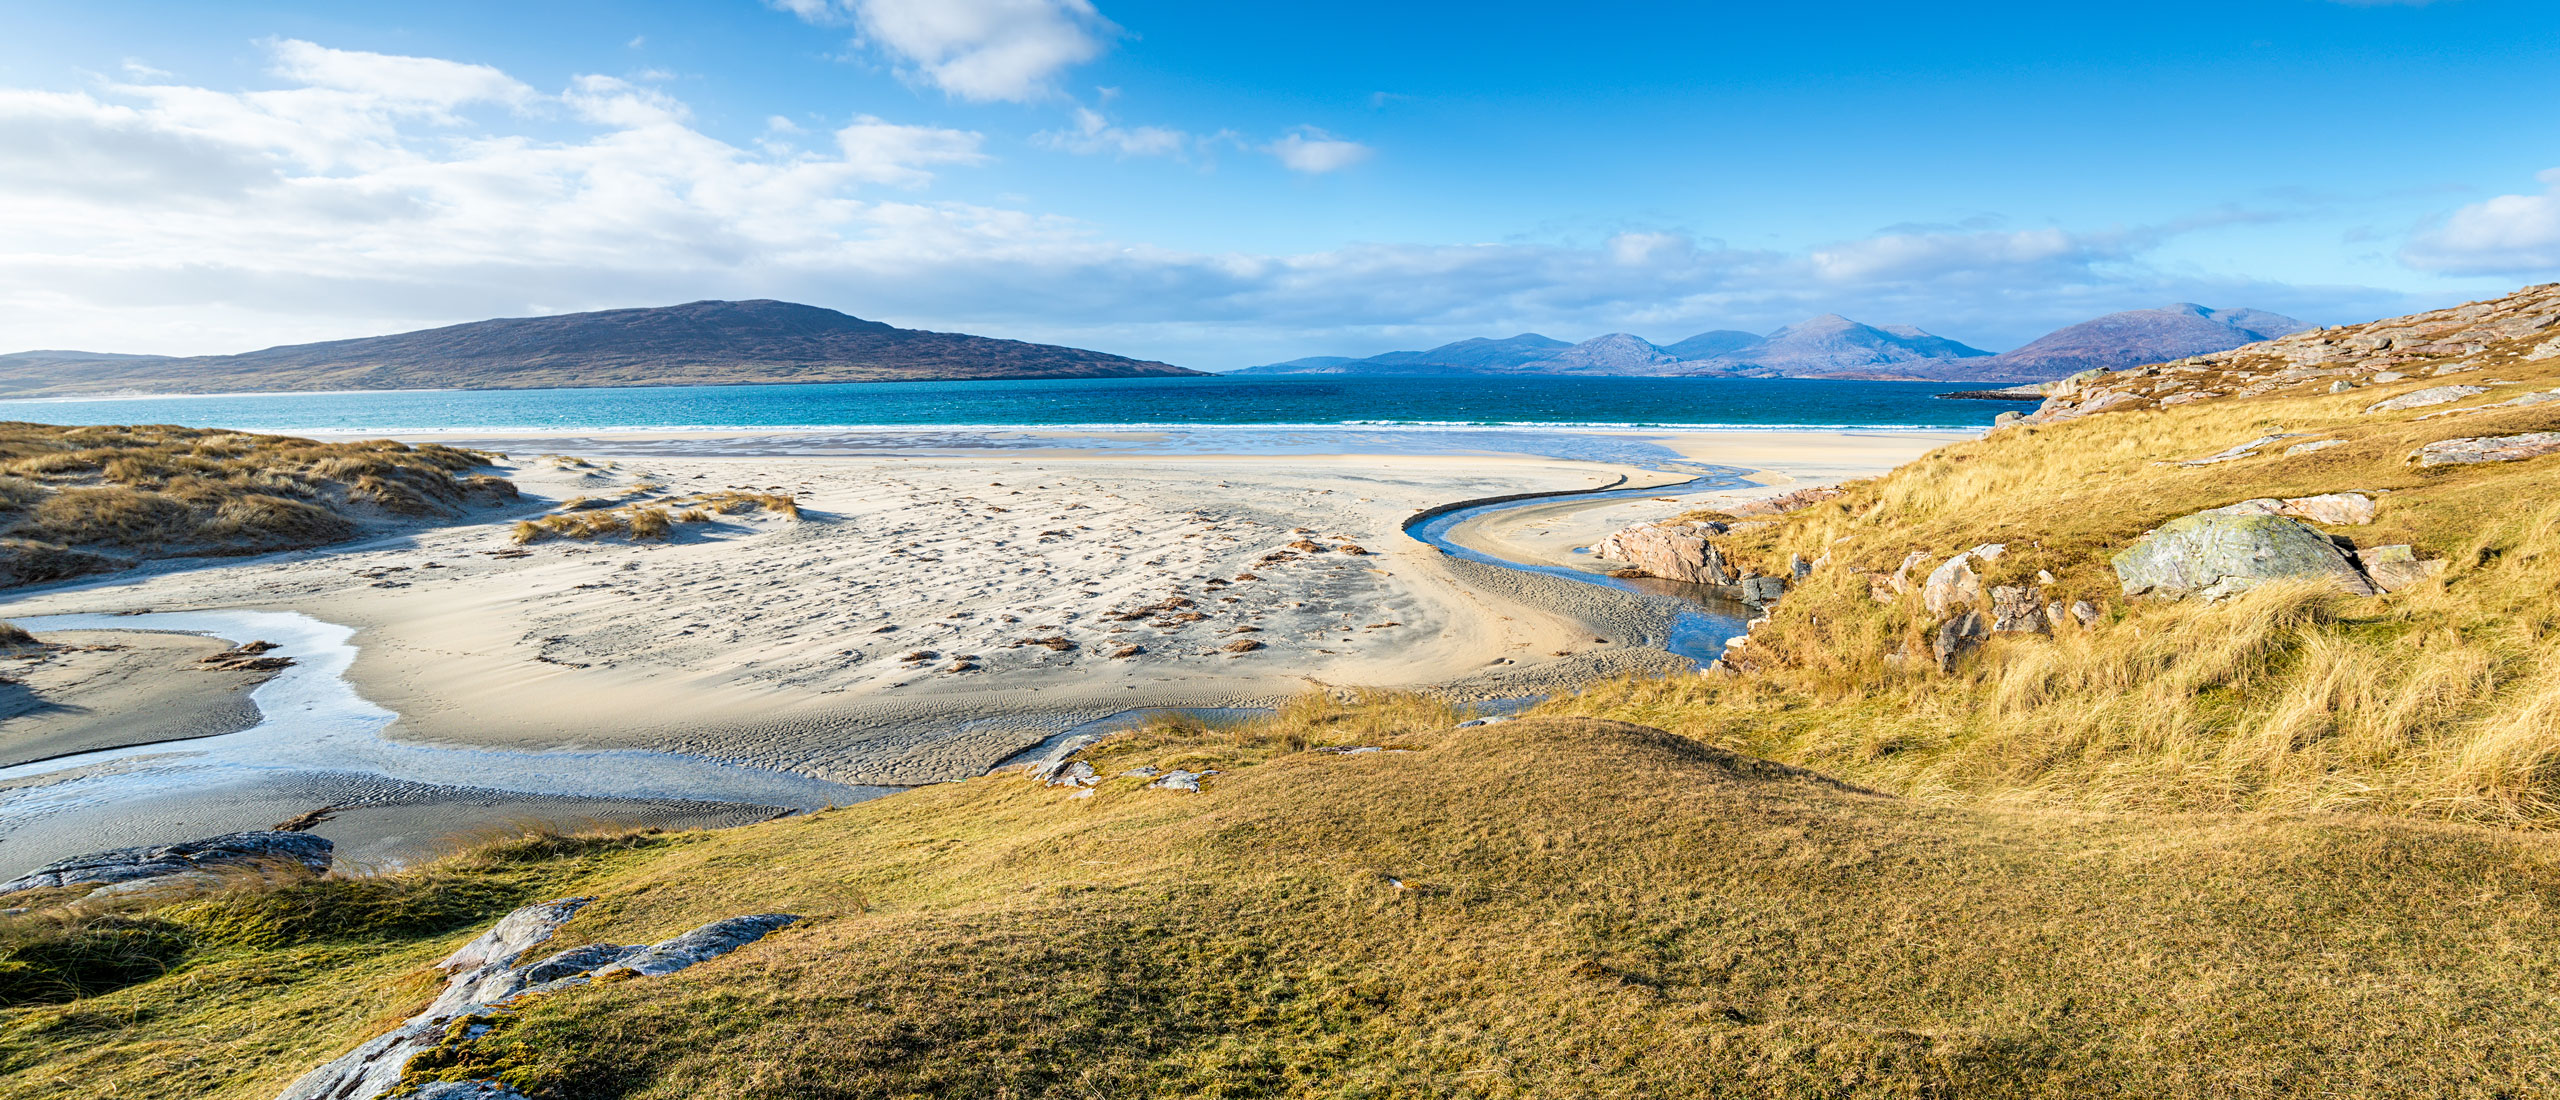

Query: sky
left=2, top=0, right=2557, bottom=369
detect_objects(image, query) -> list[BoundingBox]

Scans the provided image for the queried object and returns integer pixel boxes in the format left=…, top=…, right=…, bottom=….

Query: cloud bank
left=2402, top=168, right=2560, bottom=276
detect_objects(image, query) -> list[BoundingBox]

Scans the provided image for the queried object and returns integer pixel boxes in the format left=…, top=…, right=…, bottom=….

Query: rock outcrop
left=2365, top=385, right=2488, bottom=414
left=2356, top=545, right=2447, bottom=593
left=2202, top=492, right=2377, bottom=526
left=2413, top=432, right=2560, bottom=468
left=2111, top=514, right=2376, bottom=600
left=1590, top=521, right=1737, bottom=586
left=0, top=831, right=333, bottom=896
left=274, top=897, right=799, bottom=1100
left=2007, top=284, right=2560, bottom=429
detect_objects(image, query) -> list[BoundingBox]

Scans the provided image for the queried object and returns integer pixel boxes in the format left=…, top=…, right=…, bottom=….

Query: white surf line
left=0, top=610, right=879, bottom=816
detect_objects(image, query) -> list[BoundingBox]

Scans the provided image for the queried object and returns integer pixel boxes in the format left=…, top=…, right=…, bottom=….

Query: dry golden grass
left=1554, top=333, right=2560, bottom=826
left=0, top=423, right=512, bottom=586
left=12, top=706, right=2560, bottom=1098
left=511, top=490, right=797, bottom=544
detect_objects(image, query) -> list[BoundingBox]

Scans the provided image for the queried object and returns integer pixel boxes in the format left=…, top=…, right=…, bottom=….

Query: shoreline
left=0, top=427, right=1965, bottom=874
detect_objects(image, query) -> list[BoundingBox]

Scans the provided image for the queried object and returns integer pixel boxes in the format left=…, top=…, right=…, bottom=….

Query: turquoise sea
left=0, top=375, right=2015, bottom=435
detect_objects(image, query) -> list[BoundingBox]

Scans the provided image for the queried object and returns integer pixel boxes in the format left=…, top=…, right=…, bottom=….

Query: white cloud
left=1266, top=127, right=1369, bottom=174
left=265, top=39, right=533, bottom=113
left=1033, top=106, right=1188, bottom=158
left=775, top=0, right=1114, bottom=103
left=1810, top=226, right=2128, bottom=283
left=2401, top=168, right=2560, bottom=275
left=0, top=39, right=2423, bottom=368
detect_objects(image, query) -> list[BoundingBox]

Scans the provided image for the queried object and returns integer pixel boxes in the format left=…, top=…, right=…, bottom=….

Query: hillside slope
left=1557, top=282, right=2560, bottom=822
left=11, top=707, right=2560, bottom=1098
left=0, top=301, right=1198, bottom=397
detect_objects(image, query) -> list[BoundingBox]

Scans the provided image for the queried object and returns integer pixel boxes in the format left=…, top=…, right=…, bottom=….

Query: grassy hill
left=7, top=287, right=2560, bottom=1097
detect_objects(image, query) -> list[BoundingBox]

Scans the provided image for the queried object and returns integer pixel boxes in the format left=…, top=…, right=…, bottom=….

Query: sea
left=0, top=375, right=2012, bottom=435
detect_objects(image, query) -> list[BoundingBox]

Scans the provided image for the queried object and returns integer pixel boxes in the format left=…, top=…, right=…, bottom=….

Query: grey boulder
left=2112, top=513, right=2376, bottom=601
left=0, top=831, right=333, bottom=896
left=1934, top=611, right=1990, bottom=672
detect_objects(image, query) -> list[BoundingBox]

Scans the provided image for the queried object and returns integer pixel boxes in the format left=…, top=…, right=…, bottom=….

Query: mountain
left=1231, top=334, right=1570, bottom=375
left=1658, top=329, right=1762, bottom=359
left=1687, top=315, right=1991, bottom=378
left=1931, top=303, right=2312, bottom=382
left=0, top=300, right=1199, bottom=397
left=1233, top=316, right=1990, bottom=378
left=1537, top=333, right=1684, bottom=374
left=1235, top=303, right=2303, bottom=382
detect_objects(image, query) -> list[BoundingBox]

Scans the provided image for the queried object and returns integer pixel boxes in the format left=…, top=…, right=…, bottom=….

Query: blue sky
left=2, top=0, right=2555, bottom=368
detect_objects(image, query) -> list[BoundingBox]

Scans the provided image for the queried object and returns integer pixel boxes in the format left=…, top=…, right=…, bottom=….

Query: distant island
left=0, top=300, right=1200, bottom=397
left=1235, top=303, right=2308, bottom=383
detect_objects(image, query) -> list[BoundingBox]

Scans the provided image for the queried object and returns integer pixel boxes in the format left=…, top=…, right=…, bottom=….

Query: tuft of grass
left=511, top=491, right=796, bottom=545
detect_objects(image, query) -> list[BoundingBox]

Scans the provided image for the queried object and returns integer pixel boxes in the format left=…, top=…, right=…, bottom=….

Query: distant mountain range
left=0, top=300, right=1199, bottom=397
left=1234, top=304, right=2310, bottom=382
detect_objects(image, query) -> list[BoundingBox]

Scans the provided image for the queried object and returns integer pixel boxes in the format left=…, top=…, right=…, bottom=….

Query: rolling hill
left=0, top=301, right=1199, bottom=397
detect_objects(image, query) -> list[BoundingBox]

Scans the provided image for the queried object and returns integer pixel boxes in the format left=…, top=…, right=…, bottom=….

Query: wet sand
left=0, top=630, right=273, bottom=767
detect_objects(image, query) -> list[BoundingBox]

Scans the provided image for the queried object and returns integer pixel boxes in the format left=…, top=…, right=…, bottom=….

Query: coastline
left=0, top=425, right=1963, bottom=873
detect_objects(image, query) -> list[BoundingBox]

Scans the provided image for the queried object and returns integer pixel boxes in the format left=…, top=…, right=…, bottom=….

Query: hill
left=0, top=301, right=1199, bottom=397
left=1923, top=302, right=2310, bottom=382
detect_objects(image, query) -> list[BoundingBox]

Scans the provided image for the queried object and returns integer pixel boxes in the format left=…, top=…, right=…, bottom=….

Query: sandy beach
left=0, top=427, right=1966, bottom=874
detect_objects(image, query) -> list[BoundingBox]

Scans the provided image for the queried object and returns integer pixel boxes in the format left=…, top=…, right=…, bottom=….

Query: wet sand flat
left=0, top=630, right=273, bottom=767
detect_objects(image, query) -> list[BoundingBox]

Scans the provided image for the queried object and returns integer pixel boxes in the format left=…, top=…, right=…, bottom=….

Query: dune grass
left=511, top=490, right=798, bottom=544
left=0, top=423, right=512, bottom=586
left=8, top=706, right=2560, bottom=1098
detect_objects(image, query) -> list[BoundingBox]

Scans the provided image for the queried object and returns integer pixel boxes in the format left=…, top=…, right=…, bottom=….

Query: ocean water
left=0, top=375, right=2014, bottom=435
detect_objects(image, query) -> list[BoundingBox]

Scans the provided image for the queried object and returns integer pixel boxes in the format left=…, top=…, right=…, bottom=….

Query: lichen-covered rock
left=2356, top=544, right=2448, bottom=593
left=2412, top=432, right=2560, bottom=468
left=1739, top=573, right=1788, bottom=605
left=593, top=914, right=799, bottom=979
left=407, top=1083, right=533, bottom=1100
left=0, top=831, right=333, bottom=896
left=1922, top=547, right=2002, bottom=616
left=2112, top=514, right=2376, bottom=601
left=2364, top=385, right=2487, bottom=414
left=2204, top=492, right=2376, bottom=526
left=1590, top=522, right=1735, bottom=585
left=1990, top=586, right=2047, bottom=633
left=1149, top=769, right=1208, bottom=792
left=1934, top=611, right=1989, bottom=671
